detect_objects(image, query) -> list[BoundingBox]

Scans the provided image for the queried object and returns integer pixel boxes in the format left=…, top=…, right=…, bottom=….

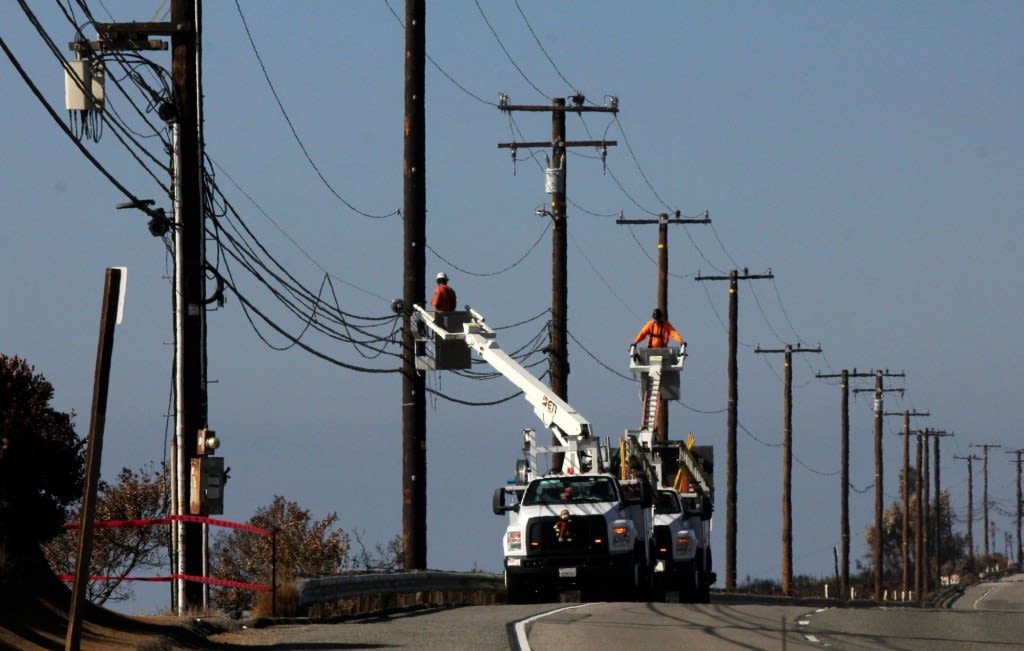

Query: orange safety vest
left=633, top=319, right=682, bottom=348
left=431, top=284, right=457, bottom=312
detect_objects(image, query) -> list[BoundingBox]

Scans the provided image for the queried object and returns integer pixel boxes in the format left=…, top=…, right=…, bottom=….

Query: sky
left=2, top=1, right=1022, bottom=614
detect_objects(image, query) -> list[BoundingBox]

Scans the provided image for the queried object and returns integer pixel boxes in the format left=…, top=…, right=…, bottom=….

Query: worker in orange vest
left=430, top=272, right=457, bottom=313
left=630, top=308, right=683, bottom=358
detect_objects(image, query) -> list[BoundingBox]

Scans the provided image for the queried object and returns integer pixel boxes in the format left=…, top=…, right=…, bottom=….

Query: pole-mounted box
left=190, top=456, right=225, bottom=515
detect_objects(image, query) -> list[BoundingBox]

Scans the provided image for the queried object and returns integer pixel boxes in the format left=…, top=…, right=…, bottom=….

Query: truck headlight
left=507, top=530, right=522, bottom=551
left=611, top=525, right=631, bottom=549
left=676, top=533, right=691, bottom=555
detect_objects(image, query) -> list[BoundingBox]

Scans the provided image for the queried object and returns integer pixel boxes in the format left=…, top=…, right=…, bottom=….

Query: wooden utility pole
left=1006, top=450, right=1024, bottom=569
left=853, top=371, right=904, bottom=600
left=497, top=95, right=617, bottom=468
left=929, top=431, right=951, bottom=586
left=695, top=268, right=772, bottom=590
left=954, top=454, right=982, bottom=562
left=171, top=0, right=207, bottom=610
left=66, top=268, right=124, bottom=651
left=401, top=0, right=427, bottom=570
left=915, top=431, right=925, bottom=600
left=754, top=342, right=821, bottom=596
left=616, top=211, right=710, bottom=440
left=86, top=6, right=207, bottom=611
left=890, top=409, right=929, bottom=596
left=818, top=368, right=876, bottom=599
left=971, top=443, right=1001, bottom=557
left=930, top=431, right=952, bottom=587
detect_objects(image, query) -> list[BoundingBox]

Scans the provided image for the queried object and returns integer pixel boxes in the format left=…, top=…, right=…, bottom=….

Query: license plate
left=559, top=567, right=577, bottom=578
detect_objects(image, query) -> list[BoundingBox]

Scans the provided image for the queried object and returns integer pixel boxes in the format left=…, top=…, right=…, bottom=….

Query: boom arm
left=412, top=306, right=594, bottom=471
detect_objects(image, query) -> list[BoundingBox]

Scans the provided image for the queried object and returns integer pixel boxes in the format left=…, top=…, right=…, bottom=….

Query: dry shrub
left=252, top=582, right=300, bottom=618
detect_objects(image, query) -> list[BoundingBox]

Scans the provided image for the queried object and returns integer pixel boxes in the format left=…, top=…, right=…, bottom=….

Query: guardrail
left=296, top=571, right=504, bottom=607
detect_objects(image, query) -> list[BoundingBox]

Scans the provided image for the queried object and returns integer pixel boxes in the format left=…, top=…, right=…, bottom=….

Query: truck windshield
left=522, top=476, right=618, bottom=505
left=655, top=490, right=682, bottom=514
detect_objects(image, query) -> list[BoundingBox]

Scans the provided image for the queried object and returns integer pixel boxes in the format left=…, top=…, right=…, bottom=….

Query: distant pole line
left=853, top=370, right=904, bottom=600
left=820, top=368, right=878, bottom=599
left=755, top=342, right=821, bottom=596
left=697, top=268, right=773, bottom=591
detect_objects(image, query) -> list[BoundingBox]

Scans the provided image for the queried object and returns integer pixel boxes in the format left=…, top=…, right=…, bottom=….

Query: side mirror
left=493, top=487, right=519, bottom=515
left=700, top=496, right=714, bottom=521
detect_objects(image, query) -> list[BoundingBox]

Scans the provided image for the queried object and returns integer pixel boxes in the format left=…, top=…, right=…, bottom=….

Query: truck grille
left=527, top=515, right=609, bottom=555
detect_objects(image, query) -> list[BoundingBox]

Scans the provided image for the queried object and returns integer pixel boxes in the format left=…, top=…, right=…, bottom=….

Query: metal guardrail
left=295, top=571, right=504, bottom=607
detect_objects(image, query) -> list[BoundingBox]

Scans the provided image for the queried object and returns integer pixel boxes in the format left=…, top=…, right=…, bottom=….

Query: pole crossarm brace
left=499, top=104, right=619, bottom=114
left=816, top=368, right=875, bottom=380
left=851, top=370, right=906, bottom=396
left=498, top=140, right=617, bottom=149
left=696, top=268, right=774, bottom=282
left=754, top=343, right=822, bottom=354
left=617, top=210, right=711, bottom=226
left=70, top=22, right=187, bottom=54
left=887, top=410, right=931, bottom=419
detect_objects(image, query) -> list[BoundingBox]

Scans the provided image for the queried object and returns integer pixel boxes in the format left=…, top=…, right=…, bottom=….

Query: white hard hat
left=436, top=272, right=448, bottom=281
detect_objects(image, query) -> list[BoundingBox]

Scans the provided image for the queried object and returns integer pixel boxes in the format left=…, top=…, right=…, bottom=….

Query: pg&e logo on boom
left=541, top=395, right=558, bottom=416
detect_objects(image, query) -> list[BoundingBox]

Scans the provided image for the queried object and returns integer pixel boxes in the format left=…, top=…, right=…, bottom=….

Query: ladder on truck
left=627, top=345, right=712, bottom=495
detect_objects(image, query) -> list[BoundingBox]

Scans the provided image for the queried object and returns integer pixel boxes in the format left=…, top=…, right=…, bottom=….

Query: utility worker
left=430, top=272, right=457, bottom=313
left=630, top=308, right=683, bottom=357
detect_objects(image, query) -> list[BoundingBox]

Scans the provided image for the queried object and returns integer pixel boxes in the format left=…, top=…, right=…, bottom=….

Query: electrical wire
left=233, top=0, right=398, bottom=220
left=473, top=0, right=550, bottom=101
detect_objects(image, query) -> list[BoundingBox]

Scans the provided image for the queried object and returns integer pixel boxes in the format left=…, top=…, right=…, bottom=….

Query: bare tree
left=209, top=496, right=351, bottom=618
left=45, top=463, right=169, bottom=604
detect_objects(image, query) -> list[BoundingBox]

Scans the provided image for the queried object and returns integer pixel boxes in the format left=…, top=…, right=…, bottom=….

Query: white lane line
left=973, top=586, right=998, bottom=610
left=514, top=603, right=596, bottom=651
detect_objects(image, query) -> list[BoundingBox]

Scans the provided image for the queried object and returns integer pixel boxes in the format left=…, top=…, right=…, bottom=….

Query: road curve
left=210, top=577, right=1024, bottom=650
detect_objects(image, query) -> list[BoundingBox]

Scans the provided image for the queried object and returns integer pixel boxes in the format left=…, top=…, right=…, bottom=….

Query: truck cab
left=495, top=473, right=653, bottom=603
left=651, top=488, right=713, bottom=602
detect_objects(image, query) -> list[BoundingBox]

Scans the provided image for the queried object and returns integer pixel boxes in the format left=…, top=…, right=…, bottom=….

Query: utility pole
left=497, top=94, right=617, bottom=468
left=930, top=430, right=952, bottom=587
left=818, top=368, right=876, bottom=599
left=954, top=453, right=981, bottom=562
left=78, top=7, right=207, bottom=612
left=696, top=268, right=772, bottom=591
left=1006, top=449, right=1024, bottom=569
left=971, top=443, right=1001, bottom=557
left=754, top=342, right=821, bottom=596
left=921, top=429, right=929, bottom=601
left=401, top=0, right=427, bottom=571
left=853, top=370, right=904, bottom=601
left=889, top=409, right=930, bottom=596
left=617, top=210, right=710, bottom=440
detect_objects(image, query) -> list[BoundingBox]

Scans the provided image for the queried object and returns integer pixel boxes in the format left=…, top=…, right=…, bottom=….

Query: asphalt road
left=209, top=575, right=1024, bottom=650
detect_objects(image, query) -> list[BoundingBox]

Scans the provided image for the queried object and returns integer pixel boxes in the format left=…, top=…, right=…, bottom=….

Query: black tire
left=505, top=571, right=532, bottom=604
left=678, top=560, right=699, bottom=603
left=695, top=548, right=712, bottom=603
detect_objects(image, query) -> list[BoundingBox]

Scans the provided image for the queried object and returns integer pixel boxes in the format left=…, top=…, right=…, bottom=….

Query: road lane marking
left=513, top=603, right=597, bottom=651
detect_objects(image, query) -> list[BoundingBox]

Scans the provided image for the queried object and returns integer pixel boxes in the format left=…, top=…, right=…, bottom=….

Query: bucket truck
left=629, top=347, right=716, bottom=602
left=412, top=307, right=656, bottom=603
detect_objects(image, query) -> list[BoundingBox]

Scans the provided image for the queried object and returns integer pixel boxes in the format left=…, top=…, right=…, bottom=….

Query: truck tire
left=678, top=560, right=699, bottom=603
left=615, top=548, right=643, bottom=601
left=696, top=548, right=712, bottom=603
left=505, top=571, right=532, bottom=605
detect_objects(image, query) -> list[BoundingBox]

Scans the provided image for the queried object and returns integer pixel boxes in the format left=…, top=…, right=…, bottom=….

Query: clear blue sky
left=2, top=2, right=1022, bottom=614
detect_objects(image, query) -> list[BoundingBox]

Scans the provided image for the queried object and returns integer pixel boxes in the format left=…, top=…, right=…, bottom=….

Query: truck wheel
left=616, top=549, right=643, bottom=601
left=695, top=549, right=711, bottom=603
left=678, top=561, right=699, bottom=603
left=505, top=571, right=532, bottom=605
